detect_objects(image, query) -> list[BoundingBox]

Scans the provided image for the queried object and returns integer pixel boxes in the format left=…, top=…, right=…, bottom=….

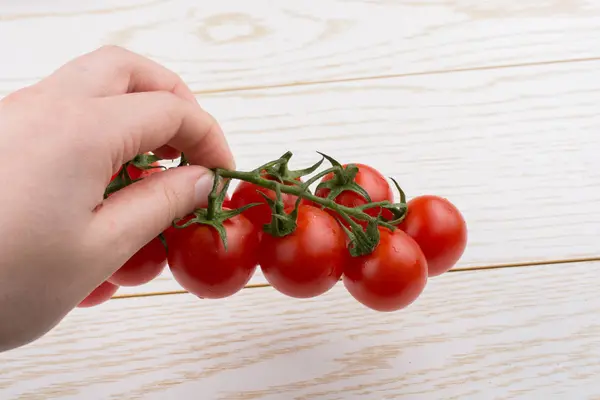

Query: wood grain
left=115, top=59, right=600, bottom=296
left=2, top=262, right=600, bottom=399
left=2, top=0, right=600, bottom=94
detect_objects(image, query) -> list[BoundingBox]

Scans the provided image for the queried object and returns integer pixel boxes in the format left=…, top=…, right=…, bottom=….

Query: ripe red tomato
left=78, top=281, right=119, bottom=308
left=108, top=237, right=167, bottom=286
left=230, top=174, right=300, bottom=227
left=111, top=157, right=162, bottom=181
left=399, top=195, right=467, bottom=277
left=167, top=210, right=260, bottom=299
left=221, top=194, right=232, bottom=208
left=343, top=227, right=428, bottom=312
left=259, top=205, right=347, bottom=298
left=315, top=163, right=394, bottom=225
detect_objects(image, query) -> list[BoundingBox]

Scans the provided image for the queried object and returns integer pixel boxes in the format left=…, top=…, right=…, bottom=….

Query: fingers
left=92, top=91, right=234, bottom=170
left=40, top=45, right=197, bottom=102
left=90, top=166, right=214, bottom=263
left=38, top=46, right=234, bottom=168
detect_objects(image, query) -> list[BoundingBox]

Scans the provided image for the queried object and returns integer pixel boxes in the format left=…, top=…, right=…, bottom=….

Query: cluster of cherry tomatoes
left=79, top=153, right=467, bottom=312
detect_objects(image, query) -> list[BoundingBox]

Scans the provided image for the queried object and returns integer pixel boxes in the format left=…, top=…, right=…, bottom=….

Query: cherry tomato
left=230, top=174, right=301, bottom=227
left=108, top=237, right=167, bottom=286
left=163, top=193, right=233, bottom=244
left=222, top=194, right=232, bottom=208
left=259, top=205, right=347, bottom=298
left=153, top=145, right=181, bottom=160
left=399, top=195, right=467, bottom=277
left=343, top=227, right=428, bottom=312
left=106, top=159, right=168, bottom=287
left=315, top=163, right=394, bottom=225
left=167, top=210, right=260, bottom=299
left=78, top=281, right=119, bottom=308
left=111, top=157, right=162, bottom=181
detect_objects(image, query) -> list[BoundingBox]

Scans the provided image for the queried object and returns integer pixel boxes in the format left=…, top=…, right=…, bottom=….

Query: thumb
left=89, top=165, right=214, bottom=266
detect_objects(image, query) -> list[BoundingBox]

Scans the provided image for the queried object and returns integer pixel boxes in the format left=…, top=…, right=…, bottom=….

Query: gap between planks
left=191, top=56, right=600, bottom=95
left=2, top=55, right=599, bottom=98
left=112, top=256, right=600, bottom=300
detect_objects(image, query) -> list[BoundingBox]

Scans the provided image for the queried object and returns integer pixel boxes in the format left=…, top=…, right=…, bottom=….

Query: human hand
left=0, top=46, right=234, bottom=352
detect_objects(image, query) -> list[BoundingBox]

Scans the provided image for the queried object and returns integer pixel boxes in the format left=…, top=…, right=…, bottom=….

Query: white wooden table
left=1, top=1, right=600, bottom=398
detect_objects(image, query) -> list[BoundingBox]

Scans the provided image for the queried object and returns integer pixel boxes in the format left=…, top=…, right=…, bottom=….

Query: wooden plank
left=2, top=262, right=600, bottom=398
left=2, top=0, right=600, bottom=94
left=115, top=59, right=600, bottom=295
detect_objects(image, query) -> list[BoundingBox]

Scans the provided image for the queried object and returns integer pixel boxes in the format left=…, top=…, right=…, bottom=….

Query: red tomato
left=78, top=281, right=119, bottom=308
left=399, top=195, right=467, bottom=277
left=111, top=159, right=162, bottom=181
left=259, top=205, right=347, bottom=298
left=153, top=145, right=181, bottom=160
left=222, top=194, right=232, bottom=208
left=108, top=237, right=167, bottom=286
left=167, top=210, right=260, bottom=299
left=315, top=163, right=394, bottom=226
left=230, top=174, right=301, bottom=227
left=343, top=227, right=428, bottom=312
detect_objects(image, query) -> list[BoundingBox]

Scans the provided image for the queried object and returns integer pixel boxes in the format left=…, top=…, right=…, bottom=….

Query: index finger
left=41, top=45, right=197, bottom=102
left=93, top=91, right=235, bottom=171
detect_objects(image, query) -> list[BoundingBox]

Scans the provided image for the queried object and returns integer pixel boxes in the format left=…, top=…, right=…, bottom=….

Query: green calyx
left=104, top=153, right=165, bottom=198
left=259, top=189, right=300, bottom=238
left=314, top=153, right=372, bottom=204
left=129, top=153, right=163, bottom=171
left=339, top=218, right=381, bottom=257
left=171, top=176, right=261, bottom=250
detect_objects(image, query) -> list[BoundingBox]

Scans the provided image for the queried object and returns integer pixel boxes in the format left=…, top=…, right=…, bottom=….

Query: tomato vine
left=178, top=151, right=408, bottom=257
left=91, top=150, right=467, bottom=312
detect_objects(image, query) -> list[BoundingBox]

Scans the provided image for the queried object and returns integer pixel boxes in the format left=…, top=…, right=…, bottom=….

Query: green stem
left=301, top=166, right=342, bottom=188
left=206, top=187, right=218, bottom=220
left=206, top=170, right=225, bottom=220
left=357, top=200, right=392, bottom=210
left=215, top=168, right=397, bottom=230
left=253, top=152, right=291, bottom=174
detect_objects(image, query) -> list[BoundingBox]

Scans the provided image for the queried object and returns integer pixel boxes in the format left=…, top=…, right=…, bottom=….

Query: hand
left=0, top=46, right=234, bottom=352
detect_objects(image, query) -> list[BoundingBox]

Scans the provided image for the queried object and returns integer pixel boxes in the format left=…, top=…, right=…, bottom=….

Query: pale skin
left=0, top=46, right=235, bottom=352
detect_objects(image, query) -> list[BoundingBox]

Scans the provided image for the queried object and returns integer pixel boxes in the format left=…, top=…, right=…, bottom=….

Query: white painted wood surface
left=118, top=59, right=600, bottom=295
left=2, top=262, right=599, bottom=399
left=2, top=1, right=600, bottom=297
left=2, top=1, right=600, bottom=397
left=2, top=0, right=600, bottom=94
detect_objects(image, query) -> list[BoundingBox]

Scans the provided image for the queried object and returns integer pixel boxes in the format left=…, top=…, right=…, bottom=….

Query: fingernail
left=194, top=171, right=215, bottom=207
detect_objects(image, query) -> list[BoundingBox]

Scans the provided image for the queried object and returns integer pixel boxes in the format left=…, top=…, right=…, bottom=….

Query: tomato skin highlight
left=343, top=228, right=428, bottom=312
left=167, top=211, right=260, bottom=299
left=399, top=195, right=467, bottom=277
left=78, top=281, right=119, bottom=308
left=314, top=163, right=394, bottom=225
left=109, top=237, right=167, bottom=287
left=259, top=205, right=347, bottom=298
left=230, top=175, right=300, bottom=227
